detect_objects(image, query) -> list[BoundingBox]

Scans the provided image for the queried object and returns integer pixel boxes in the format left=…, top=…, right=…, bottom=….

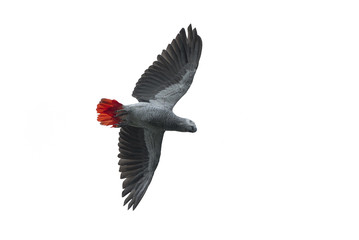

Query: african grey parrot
left=96, top=25, right=202, bottom=210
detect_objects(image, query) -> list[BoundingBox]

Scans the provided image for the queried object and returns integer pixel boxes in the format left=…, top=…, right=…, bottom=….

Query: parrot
left=97, top=25, right=202, bottom=210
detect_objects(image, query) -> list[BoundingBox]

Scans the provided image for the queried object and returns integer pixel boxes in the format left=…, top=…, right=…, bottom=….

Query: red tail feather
left=96, top=98, right=124, bottom=127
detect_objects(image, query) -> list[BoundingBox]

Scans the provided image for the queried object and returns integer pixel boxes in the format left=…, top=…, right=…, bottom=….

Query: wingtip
left=188, top=24, right=198, bottom=33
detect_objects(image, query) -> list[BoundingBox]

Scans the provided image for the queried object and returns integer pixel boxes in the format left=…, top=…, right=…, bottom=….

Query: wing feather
left=118, top=126, right=164, bottom=210
left=132, top=24, right=202, bottom=109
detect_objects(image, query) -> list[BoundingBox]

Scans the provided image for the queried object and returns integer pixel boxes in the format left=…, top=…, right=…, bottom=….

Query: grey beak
left=191, top=126, right=197, bottom=133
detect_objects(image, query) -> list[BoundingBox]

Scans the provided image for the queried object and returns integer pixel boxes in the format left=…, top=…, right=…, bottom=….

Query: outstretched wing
left=132, top=24, right=202, bottom=109
left=118, top=126, right=164, bottom=210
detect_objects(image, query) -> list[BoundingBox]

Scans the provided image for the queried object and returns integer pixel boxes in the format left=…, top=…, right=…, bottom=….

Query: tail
left=96, top=98, right=125, bottom=128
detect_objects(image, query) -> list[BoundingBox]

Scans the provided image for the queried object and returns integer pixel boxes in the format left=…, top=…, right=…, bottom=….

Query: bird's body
left=121, top=103, right=196, bottom=132
left=97, top=25, right=202, bottom=210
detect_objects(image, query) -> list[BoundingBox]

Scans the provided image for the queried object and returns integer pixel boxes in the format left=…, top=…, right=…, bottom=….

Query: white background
left=1, top=0, right=358, bottom=239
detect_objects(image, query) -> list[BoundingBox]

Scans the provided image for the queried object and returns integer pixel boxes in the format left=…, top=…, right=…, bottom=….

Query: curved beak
left=190, top=125, right=197, bottom=133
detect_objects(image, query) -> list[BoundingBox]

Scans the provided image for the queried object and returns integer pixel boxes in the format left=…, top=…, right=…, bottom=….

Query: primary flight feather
left=96, top=25, right=202, bottom=210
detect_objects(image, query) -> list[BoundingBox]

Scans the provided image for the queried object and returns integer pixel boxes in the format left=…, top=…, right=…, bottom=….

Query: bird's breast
left=128, top=104, right=177, bottom=131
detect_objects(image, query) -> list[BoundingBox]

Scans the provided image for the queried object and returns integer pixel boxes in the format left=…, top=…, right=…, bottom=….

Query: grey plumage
left=116, top=25, right=202, bottom=210
left=133, top=25, right=202, bottom=109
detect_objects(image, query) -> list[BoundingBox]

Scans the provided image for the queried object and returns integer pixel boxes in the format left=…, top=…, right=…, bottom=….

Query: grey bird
left=96, top=25, right=202, bottom=210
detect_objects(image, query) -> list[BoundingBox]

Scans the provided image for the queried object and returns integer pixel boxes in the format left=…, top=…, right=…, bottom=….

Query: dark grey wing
left=132, top=24, right=202, bottom=109
left=118, top=126, right=164, bottom=210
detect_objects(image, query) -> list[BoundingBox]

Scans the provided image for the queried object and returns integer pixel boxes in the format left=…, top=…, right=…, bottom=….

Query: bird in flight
left=96, top=25, right=202, bottom=210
